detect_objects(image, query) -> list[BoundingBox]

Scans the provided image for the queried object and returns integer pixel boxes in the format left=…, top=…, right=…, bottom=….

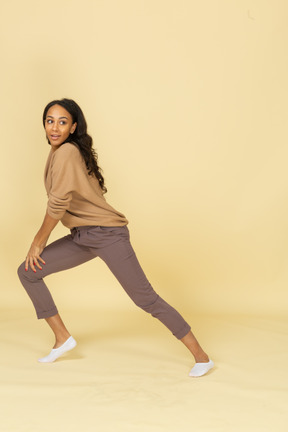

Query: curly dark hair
left=43, top=98, right=107, bottom=193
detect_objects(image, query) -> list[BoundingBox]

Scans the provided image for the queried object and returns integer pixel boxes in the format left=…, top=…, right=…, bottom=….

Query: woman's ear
left=71, top=122, right=77, bottom=134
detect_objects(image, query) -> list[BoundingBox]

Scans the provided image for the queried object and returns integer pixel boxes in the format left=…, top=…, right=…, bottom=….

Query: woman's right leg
left=17, top=234, right=96, bottom=355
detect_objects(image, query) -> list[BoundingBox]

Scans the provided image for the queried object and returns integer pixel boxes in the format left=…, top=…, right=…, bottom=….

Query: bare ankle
left=195, top=354, right=210, bottom=363
left=54, top=334, right=71, bottom=349
left=193, top=347, right=210, bottom=362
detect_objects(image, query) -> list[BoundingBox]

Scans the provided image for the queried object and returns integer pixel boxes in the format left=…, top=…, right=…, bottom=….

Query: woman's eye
left=60, top=121, right=67, bottom=125
left=46, top=119, right=53, bottom=124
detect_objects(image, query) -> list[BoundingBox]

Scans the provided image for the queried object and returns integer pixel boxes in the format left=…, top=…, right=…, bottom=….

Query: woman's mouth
left=50, top=135, right=61, bottom=140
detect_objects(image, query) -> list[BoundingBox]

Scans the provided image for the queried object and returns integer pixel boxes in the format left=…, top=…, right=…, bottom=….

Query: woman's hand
left=25, top=242, right=46, bottom=272
left=24, top=212, right=59, bottom=272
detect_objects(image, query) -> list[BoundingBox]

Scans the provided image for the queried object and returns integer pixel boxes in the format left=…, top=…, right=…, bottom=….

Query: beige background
left=1, top=0, right=288, bottom=315
left=0, top=1, right=287, bottom=431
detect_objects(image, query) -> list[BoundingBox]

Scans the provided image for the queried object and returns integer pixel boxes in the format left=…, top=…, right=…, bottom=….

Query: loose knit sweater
left=44, top=143, right=128, bottom=229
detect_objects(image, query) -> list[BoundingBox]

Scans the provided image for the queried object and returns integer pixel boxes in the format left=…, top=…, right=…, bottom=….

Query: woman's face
left=44, top=104, right=77, bottom=150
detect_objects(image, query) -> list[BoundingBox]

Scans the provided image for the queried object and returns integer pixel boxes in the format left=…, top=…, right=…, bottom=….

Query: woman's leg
left=180, top=331, right=209, bottom=362
left=45, top=314, right=71, bottom=348
left=97, top=227, right=213, bottom=374
left=18, top=234, right=96, bottom=356
left=99, top=230, right=191, bottom=339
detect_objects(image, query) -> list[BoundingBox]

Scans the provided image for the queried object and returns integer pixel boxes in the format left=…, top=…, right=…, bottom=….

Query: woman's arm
left=25, top=212, right=59, bottom=272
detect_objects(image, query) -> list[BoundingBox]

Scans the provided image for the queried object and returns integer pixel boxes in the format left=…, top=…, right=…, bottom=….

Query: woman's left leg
left=97, top=227, right=213, bottom=375
left=99, top=228, right=191, bottom=339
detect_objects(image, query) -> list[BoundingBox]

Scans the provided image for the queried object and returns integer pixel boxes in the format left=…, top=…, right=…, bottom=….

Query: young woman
left=17, top=98, right=214, bottom=377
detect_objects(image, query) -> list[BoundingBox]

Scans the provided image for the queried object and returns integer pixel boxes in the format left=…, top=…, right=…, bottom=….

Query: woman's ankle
left=53, top=333, right=71, bottom=348
left=194, top=353, right=210, bottom=363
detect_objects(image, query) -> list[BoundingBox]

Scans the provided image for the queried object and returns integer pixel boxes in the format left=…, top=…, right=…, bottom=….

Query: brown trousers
left=17, top=225, right=191, bottom=339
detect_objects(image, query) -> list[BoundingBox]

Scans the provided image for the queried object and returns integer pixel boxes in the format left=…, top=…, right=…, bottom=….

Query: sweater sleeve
left=47, top=144, right=81, bottom=220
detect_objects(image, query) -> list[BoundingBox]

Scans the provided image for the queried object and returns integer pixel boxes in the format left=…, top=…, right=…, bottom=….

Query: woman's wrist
left=32, top=237, right=48, bottom=249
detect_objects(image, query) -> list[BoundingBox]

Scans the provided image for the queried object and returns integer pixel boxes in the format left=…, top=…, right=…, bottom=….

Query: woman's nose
left=52, top=122, right=58, bottom=131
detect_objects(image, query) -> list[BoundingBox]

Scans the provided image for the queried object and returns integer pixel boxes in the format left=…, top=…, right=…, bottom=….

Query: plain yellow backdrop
left=1, top=3, right=288, bottom=432
left=1, top=0, right=288, bottom=316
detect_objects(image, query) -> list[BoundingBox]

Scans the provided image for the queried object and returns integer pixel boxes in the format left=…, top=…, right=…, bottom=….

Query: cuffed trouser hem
left=36, top=308, right=59, bottom=320
left=174, top=324, right=191, bottom=340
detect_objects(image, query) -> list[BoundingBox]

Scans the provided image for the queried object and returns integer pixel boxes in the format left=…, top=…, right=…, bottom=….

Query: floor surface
left=0, top=309, right=287, bottom=431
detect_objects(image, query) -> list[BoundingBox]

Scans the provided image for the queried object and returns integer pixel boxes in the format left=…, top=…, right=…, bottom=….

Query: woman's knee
left=17, top=261, right=39, bottom=283
left=17, top=262, right=26, bottom=280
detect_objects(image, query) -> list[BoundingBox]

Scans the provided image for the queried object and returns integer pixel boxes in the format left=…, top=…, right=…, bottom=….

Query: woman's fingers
left=25, top=244, right=46, bottom=272
left=38, top=256, right=46, bottom=265
left=24, top=256, right=34, bottom=272
left=25, top=254, right=45, bottom=272
left=34, top=256, right=43, bottom=270
left=29, top=257, right=37, bottom=272
left=34, top=249, right=46, bottom=269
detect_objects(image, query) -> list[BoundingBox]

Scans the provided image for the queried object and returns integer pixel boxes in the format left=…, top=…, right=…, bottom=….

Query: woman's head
left=42, top=98, right=107, bottom=193
left=43, top=98, right=87, bottom=147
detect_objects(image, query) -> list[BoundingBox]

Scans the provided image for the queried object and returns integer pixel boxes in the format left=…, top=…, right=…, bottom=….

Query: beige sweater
left=44, top=143, right=128, bottom=228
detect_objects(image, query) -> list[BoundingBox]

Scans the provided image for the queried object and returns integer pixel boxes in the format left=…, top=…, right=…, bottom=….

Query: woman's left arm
left=25, top=212, right=59, bottom=272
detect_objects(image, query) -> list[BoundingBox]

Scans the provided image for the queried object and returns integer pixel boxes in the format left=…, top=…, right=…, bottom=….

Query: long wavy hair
left=43, top=98, right=107, bottom=193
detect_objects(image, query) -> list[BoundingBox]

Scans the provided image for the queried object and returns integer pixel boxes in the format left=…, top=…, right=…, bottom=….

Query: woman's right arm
left=26, top=145, right=78, bottom=272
